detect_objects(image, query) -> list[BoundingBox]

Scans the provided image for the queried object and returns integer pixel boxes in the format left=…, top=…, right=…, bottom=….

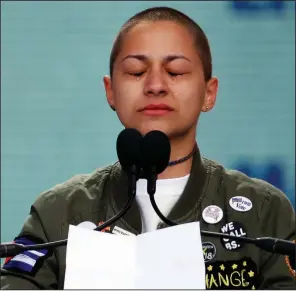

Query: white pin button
left=77, top=221, right=97, bottom=230
left=229, top=196, right=253, bottom=212
left=202, top=205, right=223, bottom=224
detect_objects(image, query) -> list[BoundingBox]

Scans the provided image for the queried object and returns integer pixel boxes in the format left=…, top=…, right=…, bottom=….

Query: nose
left=144, top=69, right=168, bottom=98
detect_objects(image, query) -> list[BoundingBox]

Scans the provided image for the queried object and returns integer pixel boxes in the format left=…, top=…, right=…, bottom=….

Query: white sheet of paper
left=64, top=222, right=205, bottom=289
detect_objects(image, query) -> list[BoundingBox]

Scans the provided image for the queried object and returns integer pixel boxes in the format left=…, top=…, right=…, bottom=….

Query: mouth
left=138, top=104, right=174, bottom=116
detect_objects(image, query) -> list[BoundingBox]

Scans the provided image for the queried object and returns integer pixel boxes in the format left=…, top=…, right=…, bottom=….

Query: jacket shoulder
left=224, top=168, right=288, bottom=202
left=32, top=163, right=118, bottom=210
left=206, top=158, right=290, bottom=205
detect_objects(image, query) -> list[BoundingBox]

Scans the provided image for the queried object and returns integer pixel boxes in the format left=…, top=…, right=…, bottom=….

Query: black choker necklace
left=167, top=143, right=198, bottom=167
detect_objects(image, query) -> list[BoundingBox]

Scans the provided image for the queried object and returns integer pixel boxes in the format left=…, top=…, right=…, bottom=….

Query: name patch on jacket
left=205, top=257, right=259, bottom=289
left=2, top=236, right=51, bottom=276
left=98, top=222, right=135, bottom=236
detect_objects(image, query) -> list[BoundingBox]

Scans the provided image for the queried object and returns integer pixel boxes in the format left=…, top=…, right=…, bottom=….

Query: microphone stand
left=148, top=192, right=295, bottom=258
left=0, top=166, right=138, bottom=258
left=94, top=165, right=138, bottom=231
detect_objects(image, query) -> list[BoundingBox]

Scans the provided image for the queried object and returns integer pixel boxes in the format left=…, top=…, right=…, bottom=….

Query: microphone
left=0, top=128, right=143, bottom=258
left=140, top=130, right=175, bottom=225
left=140, top=130, right=171, bottom=195
left=116, top=128, right=142, bottom=177
left=93, top=128, right=143, bottom=231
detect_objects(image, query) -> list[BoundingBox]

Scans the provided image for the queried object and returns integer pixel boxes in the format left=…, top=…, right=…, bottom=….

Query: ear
left=103, top=75, right=116, bottom=111
left=202, top=77, right=218, bottom=112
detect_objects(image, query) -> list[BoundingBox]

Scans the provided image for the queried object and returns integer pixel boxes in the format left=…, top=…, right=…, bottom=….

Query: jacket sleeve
left=258, top=185, right=296, bottom=289
left=1, top=206, right=59, bottom=290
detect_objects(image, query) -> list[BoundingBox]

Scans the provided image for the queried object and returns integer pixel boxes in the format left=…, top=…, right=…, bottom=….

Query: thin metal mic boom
left=149, top=193, right=295, bottom=257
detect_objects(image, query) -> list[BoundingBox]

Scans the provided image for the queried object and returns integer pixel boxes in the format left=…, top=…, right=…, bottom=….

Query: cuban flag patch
left=3, top=236, right=50, bottom=275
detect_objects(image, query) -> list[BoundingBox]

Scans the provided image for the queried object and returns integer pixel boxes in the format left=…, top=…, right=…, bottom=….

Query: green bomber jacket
left=1, top=150, right=295, bottom=290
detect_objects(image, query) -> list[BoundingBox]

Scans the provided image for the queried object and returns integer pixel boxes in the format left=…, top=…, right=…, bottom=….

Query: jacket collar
left=164, top=146, right=208, bottom=224
left=108, top=145, right=209, bottom=233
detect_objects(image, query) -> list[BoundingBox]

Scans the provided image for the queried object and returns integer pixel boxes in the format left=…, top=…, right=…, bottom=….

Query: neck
left=157, top=133, right=197, bottom=180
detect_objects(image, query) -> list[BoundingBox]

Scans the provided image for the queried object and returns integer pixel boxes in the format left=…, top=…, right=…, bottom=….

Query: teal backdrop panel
left=1, top=1, right=295, bottom=243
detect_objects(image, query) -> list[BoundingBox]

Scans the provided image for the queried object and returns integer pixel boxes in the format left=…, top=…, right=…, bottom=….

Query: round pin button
left=220, top=221, right=247, bottom=251
left=229, top=196, right=253, bottom=212
left=202, top=242, right=216, bottom=262
left=202, top=205, right=223, bottom=224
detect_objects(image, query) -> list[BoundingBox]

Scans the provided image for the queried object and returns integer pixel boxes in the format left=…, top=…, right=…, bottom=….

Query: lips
left=139, top=104, right=173, bottom=111
left=138, top=104, right=173, bottom=116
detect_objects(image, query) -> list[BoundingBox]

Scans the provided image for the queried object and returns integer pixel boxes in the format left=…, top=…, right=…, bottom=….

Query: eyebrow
left=120, top=54, right=192, bottom=63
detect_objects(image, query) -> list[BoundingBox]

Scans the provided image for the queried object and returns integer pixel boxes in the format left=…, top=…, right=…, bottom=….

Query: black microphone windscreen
left=116, top=128, right=142, bottom=172
left=141, top=130, right=171, bottom=174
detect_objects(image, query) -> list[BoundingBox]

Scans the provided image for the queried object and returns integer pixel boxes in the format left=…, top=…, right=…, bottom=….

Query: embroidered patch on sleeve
left=2, top=236, right=51, bottom=276
left=285, top=240, right=296, bottom=277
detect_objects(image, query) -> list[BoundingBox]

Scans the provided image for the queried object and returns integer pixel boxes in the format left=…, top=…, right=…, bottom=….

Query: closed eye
left=128, top=72, right=145, bottom=77
left=168, top=72, right=185, bottom=77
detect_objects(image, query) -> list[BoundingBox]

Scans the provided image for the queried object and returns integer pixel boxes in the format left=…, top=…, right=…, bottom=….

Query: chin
left=136, top=123, right=175, bottom=138
left=124, top=119, right=194, bottom=139
left=136, top=122, right=196, bottom=141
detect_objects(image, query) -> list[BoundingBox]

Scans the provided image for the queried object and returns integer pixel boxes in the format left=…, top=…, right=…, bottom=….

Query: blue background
left=1, top=1, right=295, bottom=243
